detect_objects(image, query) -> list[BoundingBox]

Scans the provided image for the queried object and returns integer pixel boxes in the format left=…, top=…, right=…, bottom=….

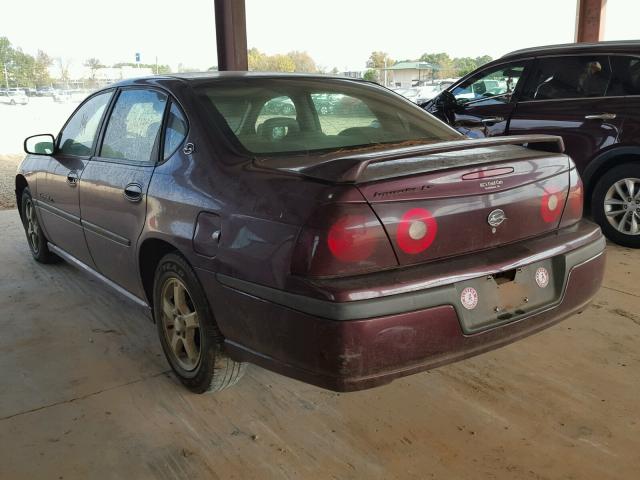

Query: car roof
left=109, top=71, right=364, bottom=89
left=502, top=40, right=640, bottom=60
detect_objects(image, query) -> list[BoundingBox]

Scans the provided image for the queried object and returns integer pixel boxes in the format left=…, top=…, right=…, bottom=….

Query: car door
left=79, top=87, right=168, bottom=298
left=36, top=90, right=113, bottom=267
left=507, top=55, right=625, bottom=174
left=446, top=60, right=530, bottom=138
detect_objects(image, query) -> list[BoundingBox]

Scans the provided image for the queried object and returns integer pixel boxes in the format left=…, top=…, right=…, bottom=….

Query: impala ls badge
left=487, top=209, right=506, bottom=233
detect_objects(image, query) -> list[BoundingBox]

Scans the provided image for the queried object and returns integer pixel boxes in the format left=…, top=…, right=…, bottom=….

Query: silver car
left=0, top=89, right=29, bottom=105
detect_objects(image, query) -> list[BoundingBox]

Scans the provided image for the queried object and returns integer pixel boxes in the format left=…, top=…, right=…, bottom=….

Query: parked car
left=393, top=87, right=421, bottom=103
left=424, top=40, right=640, bottom=247
left=53, top=89, right=74, bottom=103
left=36, top=87, right=56, bottom=97
left=415, top=84, right=444, bottom=103
left=17, top=73, right=605, bottom=393
left=262, top=96, right=295, bottom=115
left=311, top=93, right=341, bottom=114
left=0, top=89, right=29, bottom=105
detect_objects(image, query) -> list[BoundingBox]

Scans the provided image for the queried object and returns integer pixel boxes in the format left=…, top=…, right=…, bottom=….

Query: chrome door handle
left=481, top=117, right=504, bottom=124
left=66, top=170, right=79, bottom=186
left=123, top=183, right=143, bottom=202
left=584, top=113, right=617, bottom=120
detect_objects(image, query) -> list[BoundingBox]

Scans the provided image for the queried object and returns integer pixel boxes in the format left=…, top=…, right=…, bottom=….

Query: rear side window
left=58, top=91, right=112, bottom=156
left=522, top=56, right=611, bottom=101
left=101, top=89, right=167, bottom=163
left=163, top=102, right=188, bottom=160
left=608, top=56, right=640, bottom=96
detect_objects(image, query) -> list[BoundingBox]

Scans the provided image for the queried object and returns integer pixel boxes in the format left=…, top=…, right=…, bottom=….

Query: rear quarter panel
left=141, top=144, right=362, bottom=292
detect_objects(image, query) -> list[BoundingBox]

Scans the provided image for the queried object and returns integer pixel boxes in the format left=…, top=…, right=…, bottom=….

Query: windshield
left=196, top=78, right=458, bottom=156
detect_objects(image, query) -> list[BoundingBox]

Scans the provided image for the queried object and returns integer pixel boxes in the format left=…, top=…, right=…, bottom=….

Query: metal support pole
left=214, top=0, right=248, bottom=71
left=575, top=0, right=607, bottom=43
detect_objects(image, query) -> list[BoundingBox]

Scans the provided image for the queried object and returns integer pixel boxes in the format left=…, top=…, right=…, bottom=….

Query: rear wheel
left=592, top=163, right=640, bottom=248
left=20, top=188, right=58, bottom=263
left=153, top=253, right=246, bottom=393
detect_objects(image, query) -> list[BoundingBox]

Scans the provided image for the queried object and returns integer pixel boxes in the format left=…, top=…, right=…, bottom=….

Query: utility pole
left=3, top=63, right=9, bottom=89
left=384, top=58, right=388, bottom=86
left=155, top=56, right=158, bottom=75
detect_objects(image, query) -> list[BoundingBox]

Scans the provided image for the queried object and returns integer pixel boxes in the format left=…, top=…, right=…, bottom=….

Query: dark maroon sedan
left=16, top=73, right=605, bottom=393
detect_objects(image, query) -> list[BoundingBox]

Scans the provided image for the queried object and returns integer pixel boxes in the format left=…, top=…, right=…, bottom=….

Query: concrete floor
left=0, top=208, right=638, bottom=480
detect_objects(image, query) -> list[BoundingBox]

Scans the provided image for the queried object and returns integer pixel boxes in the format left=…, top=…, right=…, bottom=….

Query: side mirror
left=24, top=134, right=55, bottom=155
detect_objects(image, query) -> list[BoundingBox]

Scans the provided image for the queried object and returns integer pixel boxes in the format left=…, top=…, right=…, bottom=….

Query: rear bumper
left=198, top=221, right=606, bottom=392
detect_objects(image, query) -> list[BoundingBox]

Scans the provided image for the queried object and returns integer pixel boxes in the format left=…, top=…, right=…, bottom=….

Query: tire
left=591, top=163, right=640, bottom=248
left=20, top=188, right=58, bottom=263
left=153, top=253, right=246, bottom=393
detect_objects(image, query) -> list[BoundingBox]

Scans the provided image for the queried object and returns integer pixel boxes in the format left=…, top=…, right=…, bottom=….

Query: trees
left=418, top=52, right=493, bottom=78
left=288, top=51, right=317, bottom=73
left=363, top=69, right=378, bottom=82
left=34, top=51, right=52, bottom=86
left=367, top=51, right=394, bottom=70
left=0, top=37, right=53, bottom=87
left=84, top=57, right=103, bottom=80
left=248, top=48, right=317, bottom=73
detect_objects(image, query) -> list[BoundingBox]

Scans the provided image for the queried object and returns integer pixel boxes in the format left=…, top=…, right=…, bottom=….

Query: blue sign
left=135, top=53, right=141, bottom=63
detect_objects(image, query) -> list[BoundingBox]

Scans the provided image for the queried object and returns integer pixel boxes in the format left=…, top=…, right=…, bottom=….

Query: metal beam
left=214, top=0, right=248, bottom=71
left=575, top=0, right=607, bottom=43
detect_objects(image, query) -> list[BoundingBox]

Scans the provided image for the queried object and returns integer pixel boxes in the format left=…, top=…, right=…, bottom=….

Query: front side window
left=197, top=78, right=459, bottom=156
left=452, top=63, right=526, bottom=105
left=608, top=56, right=640, bottom=96
left=58, top=91, right=112, bottom=156
left=101, top=89, right=167, bottom=163
left=521, top=56, right=612, bottom=101
left=163, top=102, right=188, bottom=160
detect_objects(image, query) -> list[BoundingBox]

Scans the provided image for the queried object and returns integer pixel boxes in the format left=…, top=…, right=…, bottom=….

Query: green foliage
left=248, top=48, right=318, bottom=73
left=34, top=50, right=53, bottom=86
left=1, top=37, right=53, bottom=87
left=363, top=69, right=378, bottom=82
left=367, top=51, right=394, bottom=69
left=418, top=51, right=494, bottom=78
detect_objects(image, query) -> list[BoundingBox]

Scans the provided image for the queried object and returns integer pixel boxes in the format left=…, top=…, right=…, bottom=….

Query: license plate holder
left=454, top=258, right=563, bottom=333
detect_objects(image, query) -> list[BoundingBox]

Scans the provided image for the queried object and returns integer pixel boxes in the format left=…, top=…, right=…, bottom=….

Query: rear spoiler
left=257, top=135, right=565, bottom=184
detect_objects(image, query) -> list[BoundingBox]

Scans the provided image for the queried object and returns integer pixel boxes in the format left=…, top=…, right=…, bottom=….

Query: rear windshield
left=195, top=78, right=459, bottom=156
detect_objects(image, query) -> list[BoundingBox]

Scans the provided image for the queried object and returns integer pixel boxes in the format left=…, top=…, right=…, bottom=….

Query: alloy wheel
left=24, top=199, right=40, bottom=254
left=160, top=277, right=202, bottom=371
left=604, top=177, right=640, bottom=235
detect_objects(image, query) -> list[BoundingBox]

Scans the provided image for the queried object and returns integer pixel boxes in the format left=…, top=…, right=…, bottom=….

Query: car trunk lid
left=357, top=144, right=570, bottom=266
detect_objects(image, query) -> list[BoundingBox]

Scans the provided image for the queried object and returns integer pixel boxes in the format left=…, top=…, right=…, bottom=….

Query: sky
left=1, top=0, right=639, bottom=72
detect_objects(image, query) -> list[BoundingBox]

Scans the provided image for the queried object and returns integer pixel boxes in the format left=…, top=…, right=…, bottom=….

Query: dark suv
left=424, top=40, right=640, bottom=247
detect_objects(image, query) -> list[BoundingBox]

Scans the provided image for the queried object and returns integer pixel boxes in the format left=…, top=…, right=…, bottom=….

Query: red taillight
left=560, top=168, right=584, bottom=227
left=396, top=208, right=438, bottom=254
left=292, top=204, right=397, bottom=277
left=540, top=186, right=566, bottom=223
left=327, top=214, right=376, bottom=262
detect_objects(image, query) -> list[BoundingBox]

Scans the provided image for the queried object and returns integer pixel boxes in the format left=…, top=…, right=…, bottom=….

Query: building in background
left=387, top=61, right=437, bottom=87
